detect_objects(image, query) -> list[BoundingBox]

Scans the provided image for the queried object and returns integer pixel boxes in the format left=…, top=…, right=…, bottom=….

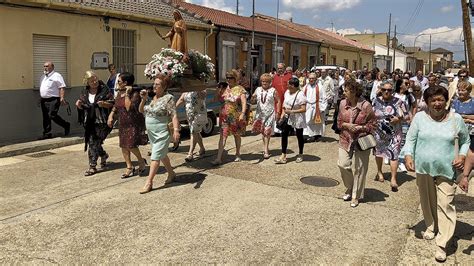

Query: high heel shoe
left=139, top=183, right=153, bottom=194
left=138, top=159, right=147, bottom=176
left=121, top=167, right=135, bottom=179
left=164, top=172, right=176, bottom=185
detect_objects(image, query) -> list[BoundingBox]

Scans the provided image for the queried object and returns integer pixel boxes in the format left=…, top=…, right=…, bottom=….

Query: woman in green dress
left=138, top=76, right=180, bottom=194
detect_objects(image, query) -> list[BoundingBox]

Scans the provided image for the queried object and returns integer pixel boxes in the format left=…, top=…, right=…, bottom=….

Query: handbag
left=357, top=134, right=376, bottom=150
left=276, top=91, right=300, bottom=131
left=353, top=101, right=376, bottom=150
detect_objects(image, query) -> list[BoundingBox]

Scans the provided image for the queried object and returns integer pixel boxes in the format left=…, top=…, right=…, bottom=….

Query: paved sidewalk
left=0, top=128, right=472, bottom=264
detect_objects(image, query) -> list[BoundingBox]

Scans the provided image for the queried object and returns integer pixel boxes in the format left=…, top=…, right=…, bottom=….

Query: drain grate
left=300, top=176, right=339, bottom=187
left=27, top=151, right=56, bottom=158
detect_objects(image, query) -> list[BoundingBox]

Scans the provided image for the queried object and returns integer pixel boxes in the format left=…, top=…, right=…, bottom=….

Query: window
left=353, top=60, right=357, bottom=70
left=309, top=56, right=316, bottom=67
left=292, top=56, right=299, bottom=70
left=344, top=59, right=349, bottom=68
left=222, top=41, right=236, bottom=80
left=112, top=29, right=136, bottom=74
left=331, top=56, right=337, bottom=65
left=33, top=34, right=68, bottom=88
left=321, top=53, right=327, bottom=65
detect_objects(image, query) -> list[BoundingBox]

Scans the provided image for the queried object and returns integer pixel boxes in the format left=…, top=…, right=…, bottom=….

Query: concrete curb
left=0, top=130, right=119, bottom=158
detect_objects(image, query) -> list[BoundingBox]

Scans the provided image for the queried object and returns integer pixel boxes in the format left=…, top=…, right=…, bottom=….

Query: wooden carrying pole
left=462, top=0, right=474, bottom=73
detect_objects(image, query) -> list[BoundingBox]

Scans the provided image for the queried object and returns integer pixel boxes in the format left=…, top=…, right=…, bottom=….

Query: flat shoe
left=263, top=153, right=271, bottom=159
left=274, top=158, right=287, bottom=164
left=342, top=194, right=352, bottom=201
left=234, top=156, right=242, bottom=162
left=435, top=246, right=446, bottom=262
left=295, top=155, right=303, bottom=163
left=350, top=199, right=359, bottom=208
left=423, top=230, right=435, bottom=240
left=391, top=183, right=399, bottom=192
left=139, top=183, right=153, bottom=194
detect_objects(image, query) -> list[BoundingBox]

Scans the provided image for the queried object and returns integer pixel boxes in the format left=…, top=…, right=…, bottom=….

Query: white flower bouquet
left=187, top=49, right=216, bottom=81
left=144, top=48, right=188, bottom=81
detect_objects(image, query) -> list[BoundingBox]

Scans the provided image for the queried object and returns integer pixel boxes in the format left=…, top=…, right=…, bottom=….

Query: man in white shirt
left=410, top=70, right=429, bottom=91
left=303, top=73, right=327, bottom=142
left=39, top=61, right=70, bottom=139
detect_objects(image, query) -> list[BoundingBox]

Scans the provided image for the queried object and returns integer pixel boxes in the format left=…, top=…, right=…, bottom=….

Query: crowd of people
left=39, top=59, right=471, bottom=262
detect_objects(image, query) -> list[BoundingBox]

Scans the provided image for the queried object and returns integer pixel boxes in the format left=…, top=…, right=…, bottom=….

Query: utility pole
left=275, top=0, right=279, bottom=67
left=461, top=0, right=474, bottom=73
left=236, top=0, right=239, bottom=15
left=387, top=13, right=391, bottom=72
left=392, top=25, right=397, bottom=72
left=428, top=34, right=432, bottom=73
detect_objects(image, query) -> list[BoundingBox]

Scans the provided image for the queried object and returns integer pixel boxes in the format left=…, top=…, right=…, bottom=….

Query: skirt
left=145, top=116, right=170, bottom=161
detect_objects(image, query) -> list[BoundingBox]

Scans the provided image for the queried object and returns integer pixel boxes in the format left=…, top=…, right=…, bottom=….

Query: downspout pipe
left=204, top=23, right=214, bottom=55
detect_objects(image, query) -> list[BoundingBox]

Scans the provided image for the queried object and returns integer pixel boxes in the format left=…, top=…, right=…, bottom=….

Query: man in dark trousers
left=39, top=61, right=70, bottom=139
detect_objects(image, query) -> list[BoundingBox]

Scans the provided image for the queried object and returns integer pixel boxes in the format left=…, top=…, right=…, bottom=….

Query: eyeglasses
left=460, top=75, right=467, bottom=78
left=43, top=65, right=49, bottom=67
left=381, top=89, right=393, bottom=92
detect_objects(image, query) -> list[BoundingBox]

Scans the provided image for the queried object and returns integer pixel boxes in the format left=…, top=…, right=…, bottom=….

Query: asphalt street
left=0, top=126, right=473, bottom=264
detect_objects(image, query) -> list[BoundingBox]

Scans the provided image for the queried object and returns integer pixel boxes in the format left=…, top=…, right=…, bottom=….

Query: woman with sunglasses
left=373, top=81, right=407, bottom=191
left=211, top=69, right=247, bottom=165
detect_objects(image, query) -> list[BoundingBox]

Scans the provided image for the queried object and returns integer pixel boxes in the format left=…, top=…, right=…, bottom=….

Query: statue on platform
left=162, top=10, right=188, bottom=54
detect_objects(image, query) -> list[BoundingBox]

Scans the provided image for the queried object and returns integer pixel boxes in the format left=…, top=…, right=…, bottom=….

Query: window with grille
left=112, top=29, right=135, bottom=74
left=33, top=34, right=68, bottom=88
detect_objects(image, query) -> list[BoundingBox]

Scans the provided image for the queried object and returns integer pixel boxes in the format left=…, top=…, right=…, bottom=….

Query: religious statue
left=161, top=10, right=188, bottom=54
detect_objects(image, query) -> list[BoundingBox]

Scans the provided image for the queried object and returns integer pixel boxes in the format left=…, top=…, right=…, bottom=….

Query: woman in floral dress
left=251, top=73, right=280, bottom=159
left=138, top=76, right=180, bottom=193
left=211, top=69, right=247, bottom=165
left=107, top=72, right=147, bottom=178
left=176, top=90, right=207, bottom=162
left=373, top=81, right=407, bottom=192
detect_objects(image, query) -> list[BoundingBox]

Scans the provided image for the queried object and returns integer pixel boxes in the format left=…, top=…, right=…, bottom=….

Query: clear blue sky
left=189, top=0, right=466, bottom=60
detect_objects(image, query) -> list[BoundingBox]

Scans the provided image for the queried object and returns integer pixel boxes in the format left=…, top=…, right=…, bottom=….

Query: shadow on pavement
left=319, top=136, right=338, bottom=143
left=156, top=171, right=207, bottom=190
left=363, top=188, right=389, bottom=203
left=454, top=194, right=474, bottom=212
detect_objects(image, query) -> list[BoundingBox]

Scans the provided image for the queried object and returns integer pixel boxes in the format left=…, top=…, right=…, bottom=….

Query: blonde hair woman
left=75, top=71, right=114, bottom=176
left=251, top=73, right=280, bottom=159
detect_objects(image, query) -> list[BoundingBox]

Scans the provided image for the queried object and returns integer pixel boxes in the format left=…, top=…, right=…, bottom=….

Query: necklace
left=261, top=89, right=268, bottom=104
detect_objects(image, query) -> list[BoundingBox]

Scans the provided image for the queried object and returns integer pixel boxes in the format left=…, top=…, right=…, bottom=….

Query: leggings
left=281, top=125, right=304, bottom=154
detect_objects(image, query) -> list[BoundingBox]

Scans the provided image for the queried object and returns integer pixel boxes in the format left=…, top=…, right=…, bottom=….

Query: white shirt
left=88, top=93, right=96, bottom=104
left=283, top=90, right=307, bottom=129
left=39, top=71, right=66, bottom=98
left=410, top=76, right=428, bottom=90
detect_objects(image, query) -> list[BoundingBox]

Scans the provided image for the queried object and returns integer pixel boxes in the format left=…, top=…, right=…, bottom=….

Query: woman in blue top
left=403, top=85, right=470, bottom=262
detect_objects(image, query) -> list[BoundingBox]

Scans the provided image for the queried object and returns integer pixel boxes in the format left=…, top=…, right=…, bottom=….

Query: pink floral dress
left=219, top=85, right=246, bottom=137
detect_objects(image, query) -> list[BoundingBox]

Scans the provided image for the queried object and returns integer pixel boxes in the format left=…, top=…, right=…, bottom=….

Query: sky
left=186, top=0, right=466, bottom=61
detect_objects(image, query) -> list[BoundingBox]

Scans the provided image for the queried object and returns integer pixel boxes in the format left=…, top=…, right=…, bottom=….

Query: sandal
left=185, top=154, right=194, bottom=162
left=234, top=156, right=242, bottom=162
left=84, top=167, right=97, bottom=176
left=100, top=153, right=109, bottom=168
left=263, top=153, right=271, bottom=160
left=121, top=167, right=135, bottom=179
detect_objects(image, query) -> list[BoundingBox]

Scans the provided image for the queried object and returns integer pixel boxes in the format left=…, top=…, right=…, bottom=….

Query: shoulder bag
left=354, top=101, right=376, bottom=151
left=276, top=91, right=299, bottom=131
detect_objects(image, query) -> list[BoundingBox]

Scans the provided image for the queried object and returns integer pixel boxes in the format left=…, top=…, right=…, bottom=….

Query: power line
left=397, top=27, right=462, bottom=36
left=401, top=0, right=423, bottom=34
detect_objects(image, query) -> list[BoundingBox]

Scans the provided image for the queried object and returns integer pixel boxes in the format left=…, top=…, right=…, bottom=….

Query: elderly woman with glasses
left=403, top=86, right=470, bottom=262
left=211, top=69, right=247, bottom=165
left=76, top=71, right=114, bottom=176
left=373, top=81, right=408, bottom=191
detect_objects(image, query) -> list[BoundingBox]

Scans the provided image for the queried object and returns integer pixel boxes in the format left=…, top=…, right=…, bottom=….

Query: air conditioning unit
left=242, top=41, right=249, bottom=52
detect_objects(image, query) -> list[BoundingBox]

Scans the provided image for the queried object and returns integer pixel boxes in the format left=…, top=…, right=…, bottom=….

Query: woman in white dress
left=251, top=73, right=281, bottom=159
left=176, top=90, right=207, bottom=162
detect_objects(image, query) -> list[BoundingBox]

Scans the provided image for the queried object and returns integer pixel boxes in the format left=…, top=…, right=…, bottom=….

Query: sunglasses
left=460, top=75, right=467, bottom=78
left=226, top=76, right=235, bottom=80
left=381, top=89, right=393, bottom=92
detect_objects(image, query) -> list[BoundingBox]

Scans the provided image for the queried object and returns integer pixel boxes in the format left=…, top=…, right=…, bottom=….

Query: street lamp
left=413, top=33, right=432, bottom=73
